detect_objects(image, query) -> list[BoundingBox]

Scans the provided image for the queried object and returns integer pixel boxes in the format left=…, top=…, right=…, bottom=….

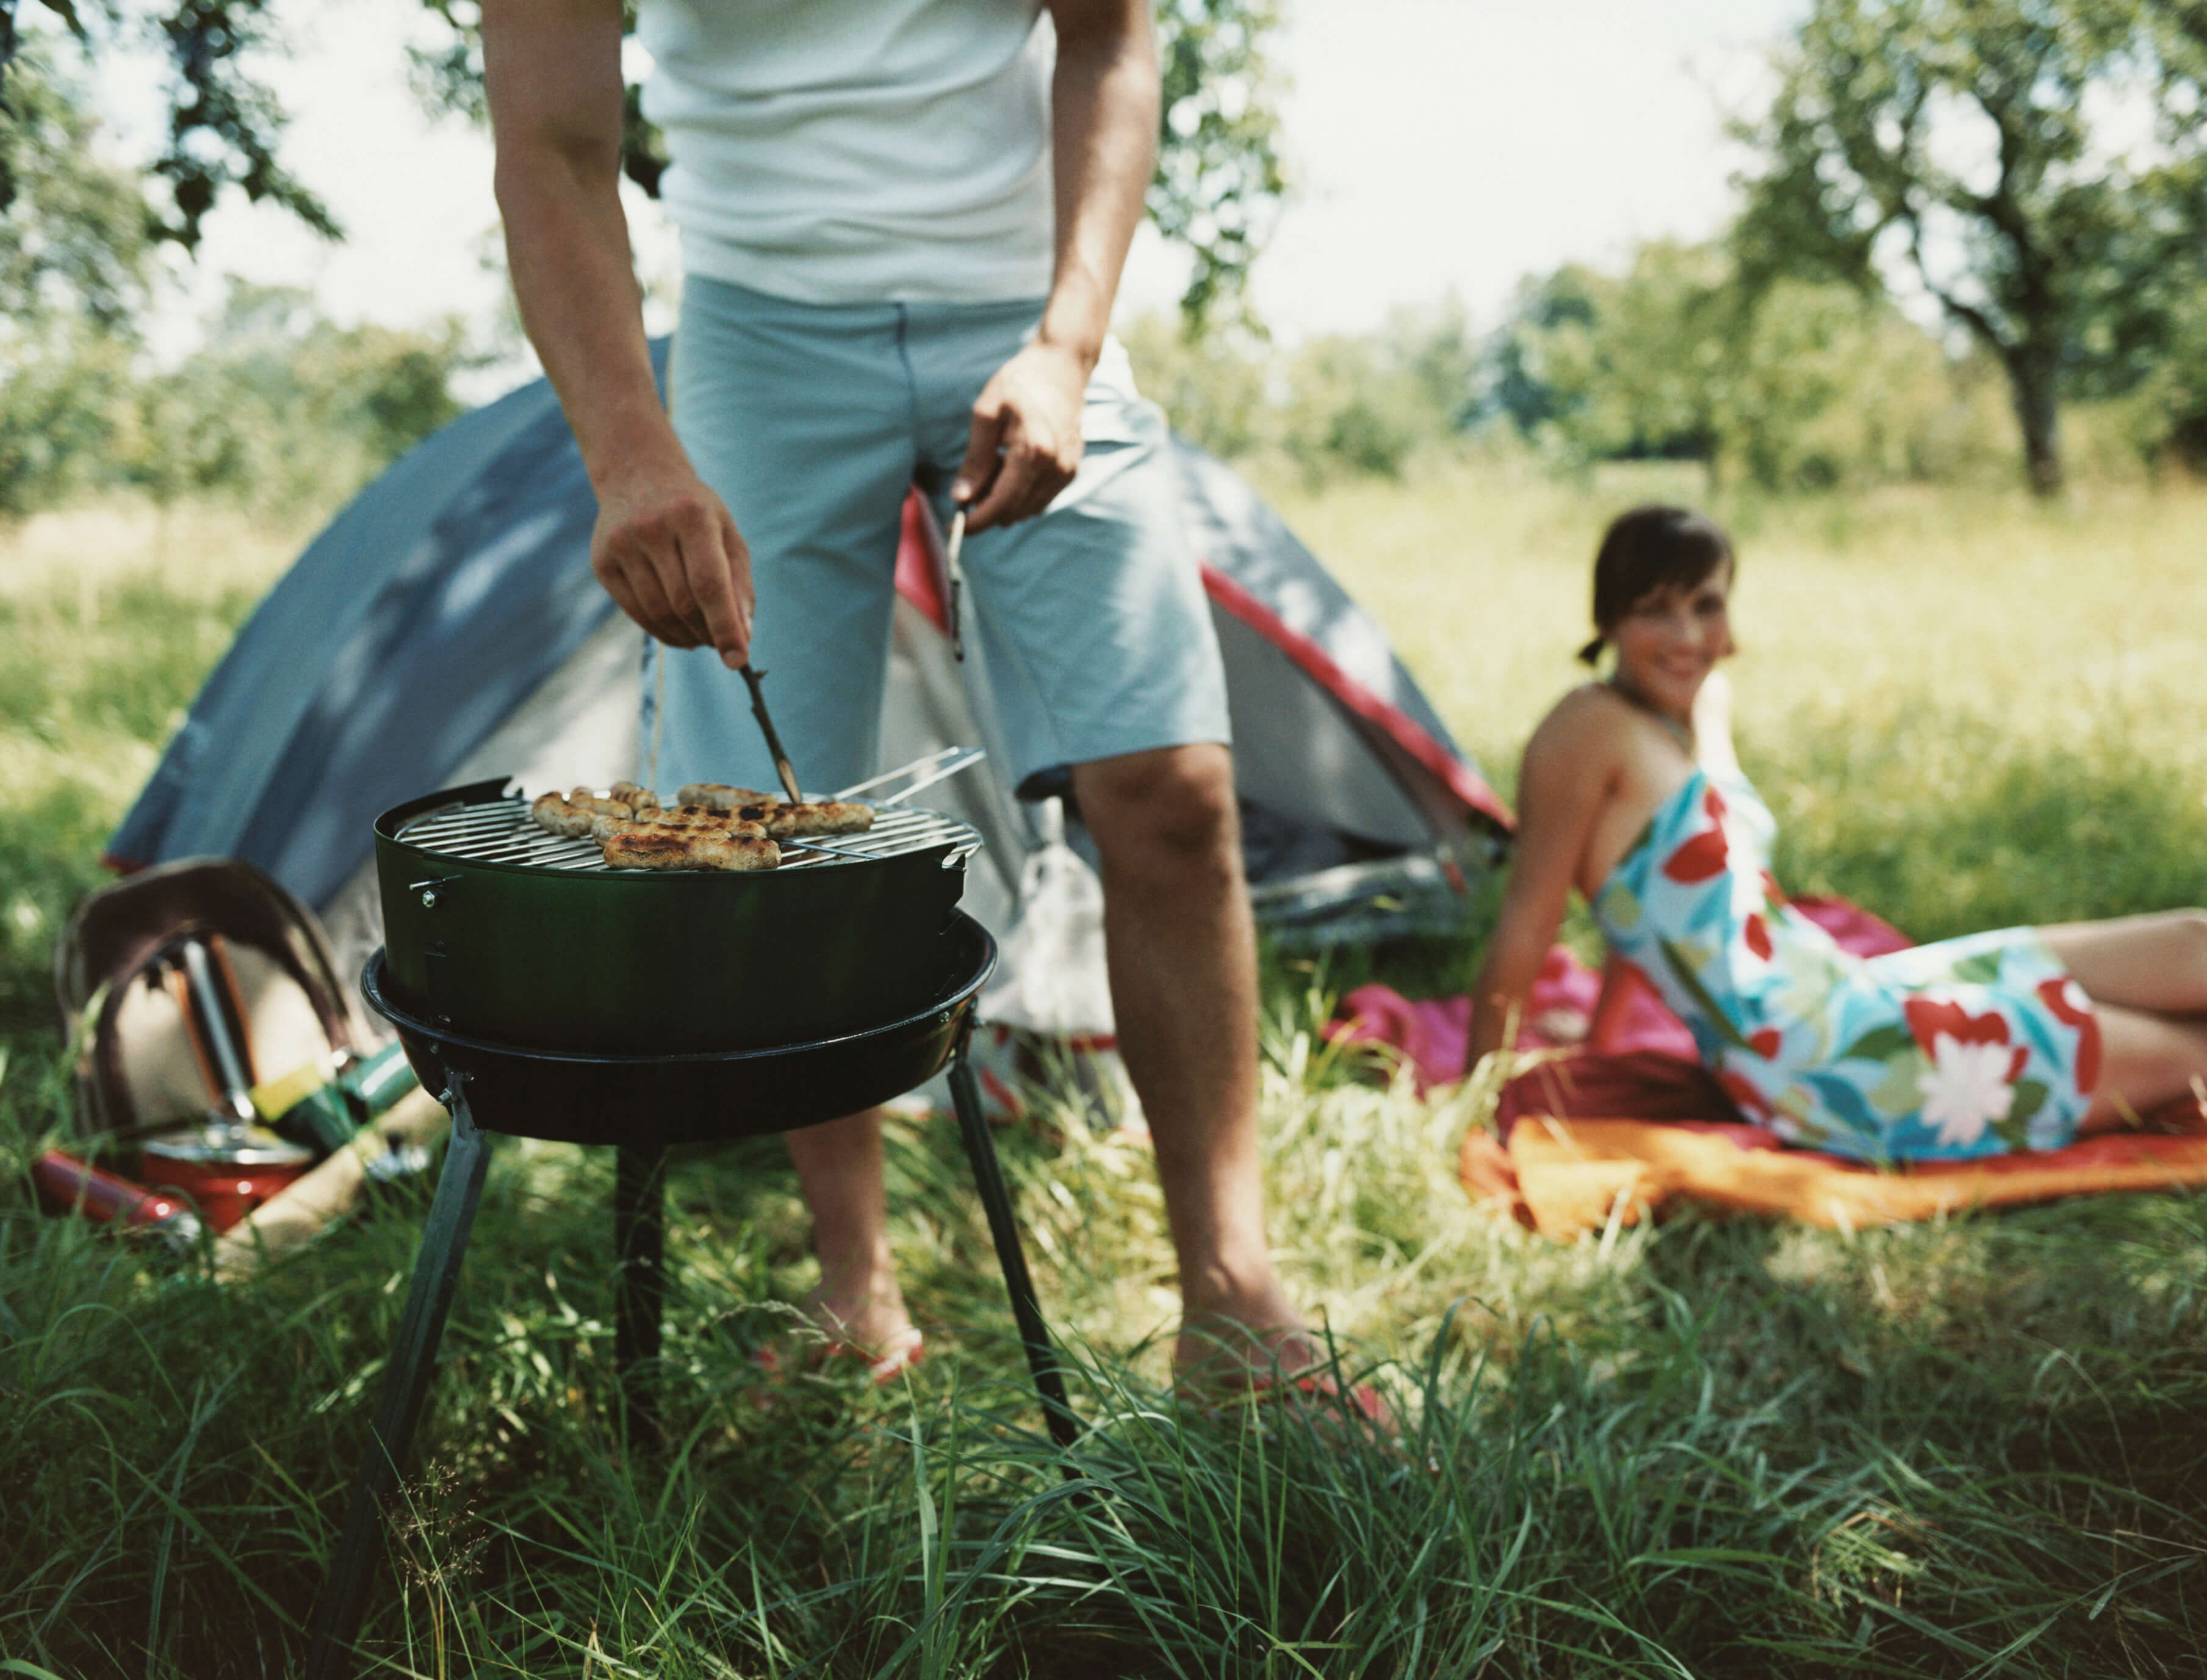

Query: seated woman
left=1466, top=505, right=2207, bottom=1161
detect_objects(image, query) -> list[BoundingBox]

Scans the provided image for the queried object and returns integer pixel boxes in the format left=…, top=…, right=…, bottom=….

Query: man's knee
left=1071, top=744, right=1240, bottom=880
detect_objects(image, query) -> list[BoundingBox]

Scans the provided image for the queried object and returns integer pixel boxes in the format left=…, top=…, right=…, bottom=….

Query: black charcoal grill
left=308, top=755, right=1076, bottom=1678
left=375, top=749, right=987, bottom=1055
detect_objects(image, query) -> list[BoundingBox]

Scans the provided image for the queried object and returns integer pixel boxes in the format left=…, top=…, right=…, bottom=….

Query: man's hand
left=951, top=339, right=1091, bottom=533
left=590, top=469, right=754, bottom=666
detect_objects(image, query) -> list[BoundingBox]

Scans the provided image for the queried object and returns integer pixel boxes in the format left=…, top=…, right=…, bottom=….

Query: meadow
left=2, top=467, right=2206, bottom=1677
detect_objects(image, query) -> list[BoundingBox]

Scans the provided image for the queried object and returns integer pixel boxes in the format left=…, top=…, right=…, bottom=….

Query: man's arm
left=482, top=0, right=752, bottom=665
left=954, top=0, right=1160, bottom=532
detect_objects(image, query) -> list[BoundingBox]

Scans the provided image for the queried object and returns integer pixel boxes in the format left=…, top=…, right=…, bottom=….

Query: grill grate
left=399, top=794, right=981, bottom=873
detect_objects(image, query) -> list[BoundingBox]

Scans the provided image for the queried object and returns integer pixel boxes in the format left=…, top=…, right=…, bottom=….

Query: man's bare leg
left=783, top=1109, right=918, bottom=1357
left=1070, top=743, right=1310, bottom=1378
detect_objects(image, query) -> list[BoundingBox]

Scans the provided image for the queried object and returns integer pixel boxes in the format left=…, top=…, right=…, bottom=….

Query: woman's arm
left=1464, top=695, right=1622, bottom=1077
left=482, top=0, right=753, bottom=665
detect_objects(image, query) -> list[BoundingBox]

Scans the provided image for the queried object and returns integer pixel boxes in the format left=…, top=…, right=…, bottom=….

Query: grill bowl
left=361, top=914, right=996, bottom=1144
left=374, top=779, right=974, bottom=1055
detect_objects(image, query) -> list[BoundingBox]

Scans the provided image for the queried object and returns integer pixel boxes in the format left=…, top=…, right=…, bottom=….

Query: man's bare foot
left=802, top=1270, right=923, bottom=1371
left=1170, top=1278, right=1320, bottom=1386
left=1172, top=1285, right=1396, bottom=1433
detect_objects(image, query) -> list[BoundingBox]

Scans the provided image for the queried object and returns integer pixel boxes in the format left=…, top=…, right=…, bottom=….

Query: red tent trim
left=1197, top=562, right=1516, bottom=833
left=893, top=490, right=1514, bottom=833
left=896, top=492, right=951, bottom=633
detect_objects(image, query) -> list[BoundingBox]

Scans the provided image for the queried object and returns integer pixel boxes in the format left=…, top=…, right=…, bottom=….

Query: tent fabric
left=893, top=455, right=1510, bottom=947
left=106, top=347, right=669, bottom=908
left=109, top=342, right=1505, bottom=968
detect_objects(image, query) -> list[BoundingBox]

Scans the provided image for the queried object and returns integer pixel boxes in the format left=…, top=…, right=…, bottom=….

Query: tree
left=3, top=0, right=1290, bottom=328
left=123, top=280, right=468, bottom=513
left=0, top=45, right=146, bottom=514
left=1735, top=0, right=2207, bottom=494
left=1149, top=0, right=1287, bottom=328
left=1488, top=243, right=1733, bottom=469
left=1486, top=239, right=2009, bottom=492
left=1, top=0, right=337, bottom=250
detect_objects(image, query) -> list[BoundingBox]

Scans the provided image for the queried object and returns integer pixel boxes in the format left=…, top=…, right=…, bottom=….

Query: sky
left=88, top=0, right=1812, bottom=380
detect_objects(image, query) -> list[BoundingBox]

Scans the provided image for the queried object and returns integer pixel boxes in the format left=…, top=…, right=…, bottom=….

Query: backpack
left=54, top=858, right=378, bottom=1139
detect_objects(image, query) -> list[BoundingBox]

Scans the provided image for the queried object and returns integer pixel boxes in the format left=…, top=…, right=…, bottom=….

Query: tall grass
left=4, top=475, right=2206, bottom=1675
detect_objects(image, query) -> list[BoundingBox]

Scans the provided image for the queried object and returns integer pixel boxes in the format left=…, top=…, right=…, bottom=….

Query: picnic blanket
left=1329, top=898, right=2207, bottom=1238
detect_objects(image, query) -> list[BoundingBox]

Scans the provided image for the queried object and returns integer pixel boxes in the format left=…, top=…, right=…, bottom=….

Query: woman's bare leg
left=2037, top=909, right=2207, bottom=1015
left=2078, top=1003, right=2207, bottom=1132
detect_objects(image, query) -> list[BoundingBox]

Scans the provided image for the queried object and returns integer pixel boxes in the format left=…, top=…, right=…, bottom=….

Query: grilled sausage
left=677, top=782, right=783, bottom=810
left=602, top=829, right=780, bottom=871
left=737, top=799, right=876, bottom=839
left=609, top=781, right=661, bottom=811
left=566, top=789, right=635, bottom=820
left=531, top=793, right=599, bottom=838
left=642, top=805, right=765, bottom=831
left=596, top=807, right=768, bottom=841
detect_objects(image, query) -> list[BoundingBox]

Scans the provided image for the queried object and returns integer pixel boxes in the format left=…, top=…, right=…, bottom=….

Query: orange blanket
left=1461, top=1112, right=2207, bottom=1240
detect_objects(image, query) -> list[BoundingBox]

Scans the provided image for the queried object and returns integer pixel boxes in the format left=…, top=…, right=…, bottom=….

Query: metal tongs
left=833, top=744, right=987, bottom=806
left=943, top=505, right=970, bottom=662
left=771, top=746, right=990, bottom=864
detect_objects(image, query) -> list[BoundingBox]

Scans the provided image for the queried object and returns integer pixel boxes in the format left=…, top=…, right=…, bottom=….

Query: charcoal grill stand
left=306, top=952, right=1073, bottom=1679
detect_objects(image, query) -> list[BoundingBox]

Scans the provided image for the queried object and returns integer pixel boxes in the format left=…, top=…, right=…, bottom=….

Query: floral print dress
left=1592, top=767, right=2100, bottom=1162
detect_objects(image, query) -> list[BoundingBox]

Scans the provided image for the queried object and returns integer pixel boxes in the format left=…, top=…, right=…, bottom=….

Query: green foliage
left=1272, top=305, right=1478, bottom=486
left=121, top=282, right=469, bottom=514
left=1119, top=310, right=1272, bottom=460
left=1491, top=243, right=1732, bottom=467
left=3, top=0, right=338, bottom=251
left=0, top=45, right=149, bottom=333
left=1150, top=0, right=1289, bottom=329
left=0, top=46, right=463, bottom=523
left=1734, top=0, right=2207, bottom=493
left=0, top=49, right=148, bottom=517
left=1127, top=297, right=1480, bottom=486
left=0, top=278, right=470, bottom=522
left=0, top=320, right=137, bottom=519
left=1488, top=242, right=2018, bottom=492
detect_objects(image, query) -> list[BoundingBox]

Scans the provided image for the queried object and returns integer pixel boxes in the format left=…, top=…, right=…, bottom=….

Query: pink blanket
left=1328, top=899, right=2207, bottom=1231
left=1327, top=896, right=1912, bottom=1125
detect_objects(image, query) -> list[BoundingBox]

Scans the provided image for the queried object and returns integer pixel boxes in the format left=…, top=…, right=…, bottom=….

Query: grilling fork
left=738, top=664, right=805, bottom=806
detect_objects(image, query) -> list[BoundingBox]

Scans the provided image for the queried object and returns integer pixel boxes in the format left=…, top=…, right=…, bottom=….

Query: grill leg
left=614, top=1146, right=669, bottom=1451
left=306, top=1084, right=492, bottom=1680
left=948, top=1047, right=1079, bottom=1452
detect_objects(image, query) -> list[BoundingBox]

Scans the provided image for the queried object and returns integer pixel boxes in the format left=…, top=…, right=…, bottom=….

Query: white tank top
left=636, top=0, right=1056, bottom=305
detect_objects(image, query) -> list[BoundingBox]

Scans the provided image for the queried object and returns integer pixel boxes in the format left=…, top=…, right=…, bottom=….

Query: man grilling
left=481, top=0, right=1321, bottom=1395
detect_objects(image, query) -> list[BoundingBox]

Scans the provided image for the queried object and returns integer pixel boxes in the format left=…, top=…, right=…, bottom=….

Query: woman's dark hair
left=1577, top=504, right=1735, bottom=665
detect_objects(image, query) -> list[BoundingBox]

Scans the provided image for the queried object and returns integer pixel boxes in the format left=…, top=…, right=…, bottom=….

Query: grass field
left=3, top=472, right=2206, bottom=1677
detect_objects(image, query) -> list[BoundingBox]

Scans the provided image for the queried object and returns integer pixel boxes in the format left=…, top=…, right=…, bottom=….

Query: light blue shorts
left=650, top=275, right=1232, bottom=801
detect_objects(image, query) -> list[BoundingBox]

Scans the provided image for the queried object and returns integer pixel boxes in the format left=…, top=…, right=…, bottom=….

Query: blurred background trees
left=1131, top=0, right=2207, bottom=495
left=3, top=0, right=2206, bottom=514
left=1732, top=0, right=2207, bottom=495
left=0, top=0, right=1295, bottom=521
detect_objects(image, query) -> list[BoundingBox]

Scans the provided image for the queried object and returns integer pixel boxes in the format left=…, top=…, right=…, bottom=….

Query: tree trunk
left=2006, top=347, right=2063, bottom=497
